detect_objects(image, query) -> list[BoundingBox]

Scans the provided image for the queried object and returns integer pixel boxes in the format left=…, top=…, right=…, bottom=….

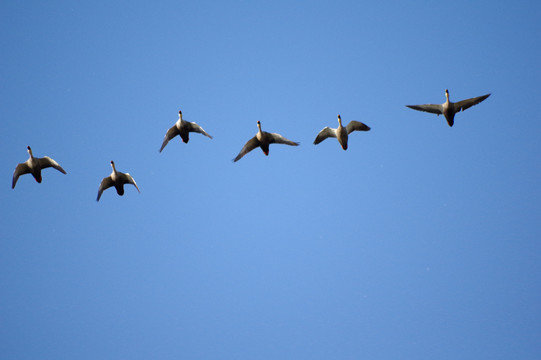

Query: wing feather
left=120, top=173, right=140, bottom=193
left=186, top=122, right=213, bottom=139
left=268, top=133, right=299, bottom=146
left=233, top=137, right=260, bottom=162
left=406, top=104, right=443, bottom=115
left=38, top=157, right=67, bottom=174
left=454, top=93, right=491, bottom=112
left=313, top=127, right=336, bottom=144
left=97, top=176, right=114, bottom=201
left=159, top=125, right=180, bottom=152
left=12, top=163, right=31, bottom=189
left=346, top=121, right=370, bottom=134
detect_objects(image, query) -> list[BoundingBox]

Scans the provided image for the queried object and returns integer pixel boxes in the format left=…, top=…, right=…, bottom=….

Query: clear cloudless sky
left=1, top=0, right=540, bottom=359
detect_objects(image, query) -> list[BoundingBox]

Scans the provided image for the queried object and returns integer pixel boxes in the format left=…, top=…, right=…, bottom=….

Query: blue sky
left=1, top=0, right=540, bottom=359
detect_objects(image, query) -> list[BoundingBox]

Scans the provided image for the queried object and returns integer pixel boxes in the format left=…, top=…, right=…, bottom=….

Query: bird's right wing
left=39, top=157, right=67, bottom=174
left=121, top=173, right=140, bottom=193
left=453, top=93, right=491, bottom=112
left=159, top=125, right=180, bottom=152
left=406, top=104, right=443, bottom=115
left=233, top=137, right=260, bottom=162
left=97, top=176, right=113, bottom=201
left=313, top=127, right=336, bottom=144
left=346, top=121, right=370, bottom=134
left=268, top=133, right=299, bottom=146
left=12, top=163, right=30, bottom=189
left=187, top=122, right=213, bottom=139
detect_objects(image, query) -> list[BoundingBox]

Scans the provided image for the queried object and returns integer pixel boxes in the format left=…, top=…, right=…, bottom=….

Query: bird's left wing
left=97, top=176, right=113, bottom=201
left=233, top=137, right=260, bottom=162
left=406, top=104, right=443, bottom=115
left=313, top=127, right=336, bottom=144
left=160, top=125, right=181, bottom=152
left=12, top=163, right=30, bottom=189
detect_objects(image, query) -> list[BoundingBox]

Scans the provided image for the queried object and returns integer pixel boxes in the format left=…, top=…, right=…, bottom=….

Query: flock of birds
left=12, top=89, right=491, bottom=201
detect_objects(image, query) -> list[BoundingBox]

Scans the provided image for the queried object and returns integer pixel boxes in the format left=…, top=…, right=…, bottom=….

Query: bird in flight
left=406, top=89, right=490, bottom=127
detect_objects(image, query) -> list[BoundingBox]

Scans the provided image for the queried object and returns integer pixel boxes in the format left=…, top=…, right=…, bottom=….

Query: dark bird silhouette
left=314, top=114, right=370, bottom=150
left=233, top=121, right=299, bottom=162
left=160, top=110, right=213, bottom=152
left=12, top=146, right=66, bottom=189
left=97, top=161, right=140, bottom=201
left=406, top=89, right=490, bottom=127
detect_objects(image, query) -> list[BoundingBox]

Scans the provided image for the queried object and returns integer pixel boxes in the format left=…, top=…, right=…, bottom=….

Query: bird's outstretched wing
left=120, top=173, right=140, bottom=193
left=313, top=127, right=336, bottom=144
left=233, top=137, right=260, bottom=162
left=12, top=163, right=30, bottom=189
left=97, top=176, right=114, bottom=201
left=406, top=104, right=443, bottom=115
left=159, top=125, right=180, bottom=152
left=346, top=121, right=370, bottom=134
left=268, top=133, right=299, bottom=146
left=453, top=93, right=491, bottom=113
left=186, top=122, right=213, bottom=139
left=39, top=157, right=67, bottom=174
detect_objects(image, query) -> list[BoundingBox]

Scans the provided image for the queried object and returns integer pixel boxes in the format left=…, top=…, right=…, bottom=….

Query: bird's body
left=12, top=146, right=66, bottom=189
left=314, top=115, right=370, bottom=150
left=233, top=121, right=299, bottom=162
left=97, top=161, right=140, bottom=201
left=406, top=89, right=490, bottom=127
left=160, top=110, right=213, bottom=152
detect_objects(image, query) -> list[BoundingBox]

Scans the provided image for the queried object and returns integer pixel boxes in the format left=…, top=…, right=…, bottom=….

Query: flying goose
left=97, top=161, right=140, bottom=201
left=406, top=89, right=491, bottom=127
left=233, top=121, right=299, bottom=162
left=12, top=146, right=66, bottom=189
left=314, top=115, right=370, bottom=150
left=159, top=110, right=213, bottom=152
